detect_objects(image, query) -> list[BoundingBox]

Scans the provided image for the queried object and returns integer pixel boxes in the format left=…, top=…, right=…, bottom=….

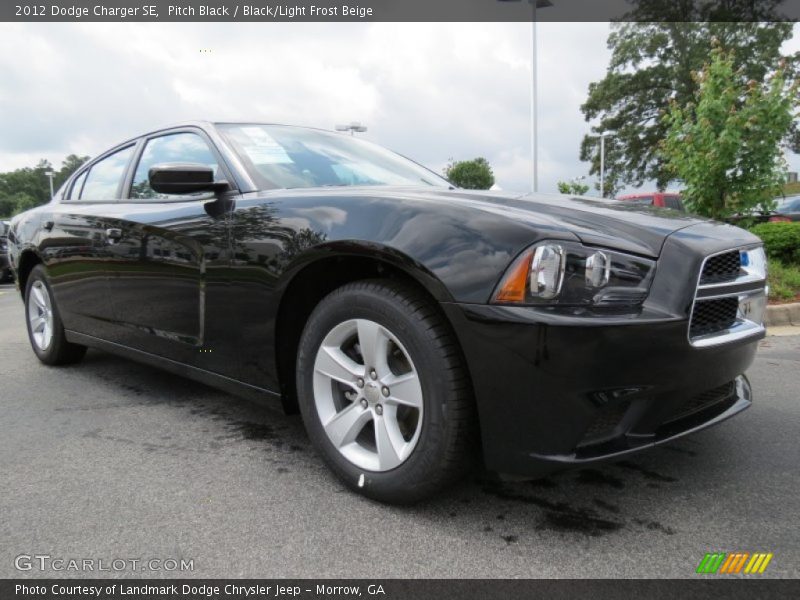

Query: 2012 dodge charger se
left=8, top=122, right=767, bottom=503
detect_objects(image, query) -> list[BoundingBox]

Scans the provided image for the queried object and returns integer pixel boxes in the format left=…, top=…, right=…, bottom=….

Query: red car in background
left=617, top=192, right=685, bottom=212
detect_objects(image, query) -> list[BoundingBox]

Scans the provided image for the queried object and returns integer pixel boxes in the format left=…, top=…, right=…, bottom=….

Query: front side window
left=80, top=145, right=135, bottom=201
left=130, top=132, right=220, bottom=200
left=217, top=124, right=450, bottom=191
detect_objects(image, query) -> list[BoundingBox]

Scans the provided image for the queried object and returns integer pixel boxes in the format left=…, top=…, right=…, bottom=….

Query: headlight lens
left=492, top=241, right=656, bottom=308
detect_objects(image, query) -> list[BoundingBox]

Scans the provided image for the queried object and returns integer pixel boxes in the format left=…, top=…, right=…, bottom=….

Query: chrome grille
left=688, top=246, right=767, bottom=347
left=700, top=250, right=741, bottom=285
left=690, top=297, right=739, bottom=338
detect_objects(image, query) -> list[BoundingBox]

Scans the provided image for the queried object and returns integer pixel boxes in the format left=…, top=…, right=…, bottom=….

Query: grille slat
left=689, top=297, right=738, bottom=338
left=700, top=250, right=741, bottom=285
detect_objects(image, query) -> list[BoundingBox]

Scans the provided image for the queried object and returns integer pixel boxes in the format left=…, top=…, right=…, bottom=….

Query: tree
left=580, top=2, right=796, bottom=194
left=660, top=45, right=799, bottom=220
left=10, top=192, right=38, bottom=215
left=56, top=154, right=89, bottom=188
left=0, top=154, right=89, bottom=217
left=557, top=180, right=590, bottom=195
left=444, top=157, right=494, bottom=190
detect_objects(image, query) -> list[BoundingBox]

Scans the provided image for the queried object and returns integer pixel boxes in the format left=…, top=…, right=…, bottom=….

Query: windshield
left=217, top=124, right=450, bottom=191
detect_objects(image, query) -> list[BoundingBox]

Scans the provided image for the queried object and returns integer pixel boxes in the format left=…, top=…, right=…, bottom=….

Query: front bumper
left=442, top=302, right=760, bottom=478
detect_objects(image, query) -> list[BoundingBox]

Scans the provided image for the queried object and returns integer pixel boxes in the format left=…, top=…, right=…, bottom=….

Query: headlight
left=492, top=241, right=656, bottom=308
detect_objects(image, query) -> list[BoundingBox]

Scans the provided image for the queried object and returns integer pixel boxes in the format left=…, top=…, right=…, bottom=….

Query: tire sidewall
left=297, top=284, right=452, bottom=500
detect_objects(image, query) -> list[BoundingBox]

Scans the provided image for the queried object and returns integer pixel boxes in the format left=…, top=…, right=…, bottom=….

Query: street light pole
left=531, top=2, right=537, bottom=193
left=529, top=0, right=553, bottom=193
left=599, top=131, right=613, bottom=198
left=45, top=170, right=55, bottom=201
left=498, top=0, right=552, bottom=193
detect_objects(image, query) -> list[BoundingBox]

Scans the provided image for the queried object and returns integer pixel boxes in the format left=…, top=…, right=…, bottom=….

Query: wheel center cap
left=364, top=383, right=380, bottom=403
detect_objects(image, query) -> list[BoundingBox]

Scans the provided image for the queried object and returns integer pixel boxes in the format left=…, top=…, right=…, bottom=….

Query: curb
left=765, top=302, right=800, bottom=327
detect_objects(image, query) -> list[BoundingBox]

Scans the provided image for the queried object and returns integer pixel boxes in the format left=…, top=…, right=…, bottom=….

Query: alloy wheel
left=27, top=280, right=54, bottom=351
left=313, top=318, right=424, bottom=472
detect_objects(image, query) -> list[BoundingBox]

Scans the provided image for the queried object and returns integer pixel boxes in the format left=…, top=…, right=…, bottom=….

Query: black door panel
left=101, top=198, right=238, bottom=376
left=39, top=204, right=117, bottom=339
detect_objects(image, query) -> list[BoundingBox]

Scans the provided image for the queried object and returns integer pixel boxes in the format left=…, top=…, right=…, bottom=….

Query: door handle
left=43, top=220, right=54, bottom=231
left=105, top=228, right=122, bottom=243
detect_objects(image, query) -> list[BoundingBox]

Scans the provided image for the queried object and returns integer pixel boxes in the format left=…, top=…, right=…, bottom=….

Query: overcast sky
left=1, top=22, right=798, bottom=195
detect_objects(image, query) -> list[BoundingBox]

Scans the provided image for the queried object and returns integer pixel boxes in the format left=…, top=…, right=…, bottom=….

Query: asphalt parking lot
left=1, top=281, right=798, bottom=579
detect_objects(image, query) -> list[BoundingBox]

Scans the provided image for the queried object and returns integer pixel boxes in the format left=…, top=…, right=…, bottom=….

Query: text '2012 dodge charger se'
left=8, top=122, right=767, bottom=503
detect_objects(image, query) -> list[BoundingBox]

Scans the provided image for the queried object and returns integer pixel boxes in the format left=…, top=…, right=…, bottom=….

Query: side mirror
left=149, top=163, right=229, bottom=195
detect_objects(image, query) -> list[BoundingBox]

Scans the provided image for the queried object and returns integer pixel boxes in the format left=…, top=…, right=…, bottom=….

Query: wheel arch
left=273, top=242, right=472, bottom=416
left=15, top=248, right=43, bottom=298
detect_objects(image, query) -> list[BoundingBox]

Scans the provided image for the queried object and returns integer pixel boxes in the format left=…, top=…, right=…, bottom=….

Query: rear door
left=40, top=144, right=136, bottom=340
left=102, top=128, right=241, bottom=376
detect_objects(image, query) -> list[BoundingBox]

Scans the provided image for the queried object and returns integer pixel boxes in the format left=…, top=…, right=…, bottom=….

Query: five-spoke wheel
left=314, top=318, right=424, bottom=472
left=297, top=279, right=475, bottom=503
left=24, top=265, right=86, bottom=365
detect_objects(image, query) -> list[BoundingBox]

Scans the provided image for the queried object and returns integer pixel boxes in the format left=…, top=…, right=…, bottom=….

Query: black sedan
left=7, top=122, right=768, bottom=503
left=1, top=220, right=13, bottom=282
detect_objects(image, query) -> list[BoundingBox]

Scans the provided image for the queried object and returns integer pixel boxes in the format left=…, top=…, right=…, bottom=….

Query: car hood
left=378, top=188, right=708, bottom=258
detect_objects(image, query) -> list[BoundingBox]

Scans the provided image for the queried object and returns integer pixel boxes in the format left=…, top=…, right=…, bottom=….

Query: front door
left=102, top=130, right=240, bottom=377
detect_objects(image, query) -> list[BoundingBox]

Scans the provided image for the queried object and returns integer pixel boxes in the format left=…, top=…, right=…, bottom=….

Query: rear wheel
left=297, top=280, right=475, bottom=503
left=25, top=265, right=86, bottom=365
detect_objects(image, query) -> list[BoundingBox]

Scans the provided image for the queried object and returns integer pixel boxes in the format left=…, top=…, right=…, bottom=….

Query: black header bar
left=3, top=0, right=800, bottom=22
left=2, top=579, right=799, bottom=600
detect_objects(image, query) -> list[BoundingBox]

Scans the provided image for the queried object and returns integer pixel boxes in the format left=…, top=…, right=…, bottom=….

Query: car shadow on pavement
left=70, top=348, right=715, bottom=545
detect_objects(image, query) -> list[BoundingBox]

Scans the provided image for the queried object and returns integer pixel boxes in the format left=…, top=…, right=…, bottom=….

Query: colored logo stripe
left=745, top=553, right=773, bottom=574
left=697, top=553, right=726, bottom=574
left=697, top=552, right=773, bottom=574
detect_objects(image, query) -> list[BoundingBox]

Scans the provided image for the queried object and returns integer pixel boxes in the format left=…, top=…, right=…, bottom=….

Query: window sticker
left=240, top=127, right=293, bottom=164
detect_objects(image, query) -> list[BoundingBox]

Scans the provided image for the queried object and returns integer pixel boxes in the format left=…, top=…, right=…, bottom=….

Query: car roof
left=618, top=192, right=681, bottom=199
left=99, top=121, right=337, bottom=156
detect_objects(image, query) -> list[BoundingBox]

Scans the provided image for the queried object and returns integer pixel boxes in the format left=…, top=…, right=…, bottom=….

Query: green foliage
left=580, top=8, right=796, bottom=194
left=751, top=222, right=800, bottom=265
left=444, top=157, right=494, bottom=190
left=660, top=45, right=799, bottom=220
left=0, top=154, right=88, bottom=217
left=557, top=180, right=589, bottom=195
left=767, top=259, right=800, bottom=302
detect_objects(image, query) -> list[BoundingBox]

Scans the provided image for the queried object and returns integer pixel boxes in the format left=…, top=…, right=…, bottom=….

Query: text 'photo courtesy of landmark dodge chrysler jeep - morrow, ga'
left=7, top=122, right=768, bottom=503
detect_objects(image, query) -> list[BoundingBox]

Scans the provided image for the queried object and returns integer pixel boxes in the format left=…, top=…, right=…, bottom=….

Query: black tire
left=297, top=279, right=475, bottom=504
left=24, top=264, right=87, bottom=366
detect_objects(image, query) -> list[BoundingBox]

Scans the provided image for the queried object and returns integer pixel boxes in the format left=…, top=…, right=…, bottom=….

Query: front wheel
left=25, top=265, right=86, bottom=365
left=297, top=280, right=475, bottom=503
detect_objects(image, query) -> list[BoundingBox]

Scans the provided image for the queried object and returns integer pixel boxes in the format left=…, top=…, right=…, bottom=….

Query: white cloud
left=0, top=21, right=796, bottom=195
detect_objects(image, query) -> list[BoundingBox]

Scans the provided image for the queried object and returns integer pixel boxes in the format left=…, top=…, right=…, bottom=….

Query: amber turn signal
left=493, top=249, right=533, bottom=303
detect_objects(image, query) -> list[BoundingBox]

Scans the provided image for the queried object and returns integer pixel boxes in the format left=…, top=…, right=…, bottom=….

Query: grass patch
left=768, top=259, right=800, bottom=303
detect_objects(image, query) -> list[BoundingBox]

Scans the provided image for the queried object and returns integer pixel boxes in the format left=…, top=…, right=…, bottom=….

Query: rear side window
left=80, top=145, right=135, bottom=201
left=130, top=132, right=220, bottom=200
left=68, top=170, right=88, bottom=200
